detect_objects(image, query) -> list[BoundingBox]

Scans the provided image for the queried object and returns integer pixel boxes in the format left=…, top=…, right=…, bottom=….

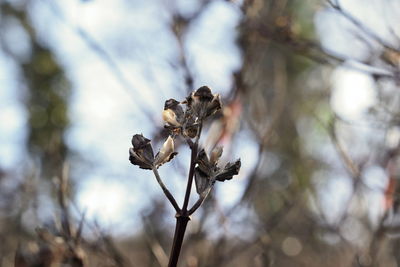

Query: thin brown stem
left=152, top=167, right=181, bottom=213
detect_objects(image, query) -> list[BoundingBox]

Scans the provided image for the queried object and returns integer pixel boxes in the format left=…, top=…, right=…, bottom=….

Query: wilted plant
left=129, top=86, right=241, bottom=267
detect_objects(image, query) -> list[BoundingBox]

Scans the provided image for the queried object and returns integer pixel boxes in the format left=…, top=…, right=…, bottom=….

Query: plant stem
left=168, top=122, right=203, bottom=266
left=168, top=215, right=190, bottom=267
left=152, top=167, right=181, bottom=213
left=182, top=122, right=203, bottom=213
left=181, top=144, right=198, bottom=213
left=188, top=185, right=213, bottom=215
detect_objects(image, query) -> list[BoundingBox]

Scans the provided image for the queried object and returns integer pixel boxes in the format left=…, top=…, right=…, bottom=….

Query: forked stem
left=169, top=122, right=203, bottom=267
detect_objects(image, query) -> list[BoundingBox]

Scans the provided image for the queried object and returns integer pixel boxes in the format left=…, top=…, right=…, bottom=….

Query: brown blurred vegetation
left=2, top=0, right=400, bottom=266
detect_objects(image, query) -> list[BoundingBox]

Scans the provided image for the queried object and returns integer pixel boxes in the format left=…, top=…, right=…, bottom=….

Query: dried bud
left=131, top=134, right=151, bottom=150
left=162, top=109, right=180, bottom=126
left=184, top=86, right=213, bottom=114
left=184, top=86, right=222, bottom=122
left=210, top=146, right=223, bottom=164
left=193, top=86, right=214, bottom=102
left=164, top=99, right=184, bottom=121
left=129, top=134, right=154, bottom=170
left=164, top=98, right=180, bottom=110
left=154, top=136, right=178, bottom=167
left=215, top=159, right=241, bottom=182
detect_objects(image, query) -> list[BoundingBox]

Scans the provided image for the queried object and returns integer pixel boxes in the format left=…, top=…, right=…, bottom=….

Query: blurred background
left=1, top=0, right=400, bottom=266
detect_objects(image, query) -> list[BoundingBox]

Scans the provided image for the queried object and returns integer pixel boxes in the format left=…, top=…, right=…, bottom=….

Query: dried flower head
left=184, top=86, right=222, bottom=120
left=161, top=86, right=222, bottom=140
left=129, top=134, right=178, bottom=170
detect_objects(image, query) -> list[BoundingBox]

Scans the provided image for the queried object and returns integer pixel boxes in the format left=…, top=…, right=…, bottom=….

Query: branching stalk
left=168, top=122, right=203, bottom=267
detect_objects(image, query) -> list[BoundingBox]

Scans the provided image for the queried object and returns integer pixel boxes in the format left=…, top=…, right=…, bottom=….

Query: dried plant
left=129, top=86, right=241, bottom=267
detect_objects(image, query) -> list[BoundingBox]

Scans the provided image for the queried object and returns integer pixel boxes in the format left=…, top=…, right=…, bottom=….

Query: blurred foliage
left=0, top=1, right=71, bottom=265
left=1, top=0, right=400, bottom=266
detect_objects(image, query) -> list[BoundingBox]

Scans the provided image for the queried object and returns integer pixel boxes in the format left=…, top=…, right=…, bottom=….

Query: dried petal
left=210, top=146, right=223, bottom=164
left=162, top=109, right=180, bottom=126
left=215, top=159, right=241, bottom=182
left=155, top=136, right=178, bottom=167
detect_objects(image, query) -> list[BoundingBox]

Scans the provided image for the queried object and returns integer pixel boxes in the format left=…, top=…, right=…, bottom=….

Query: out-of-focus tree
left=2, top=0, right=400, bottom=266
left=0, top=1, right=71, bottom=264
